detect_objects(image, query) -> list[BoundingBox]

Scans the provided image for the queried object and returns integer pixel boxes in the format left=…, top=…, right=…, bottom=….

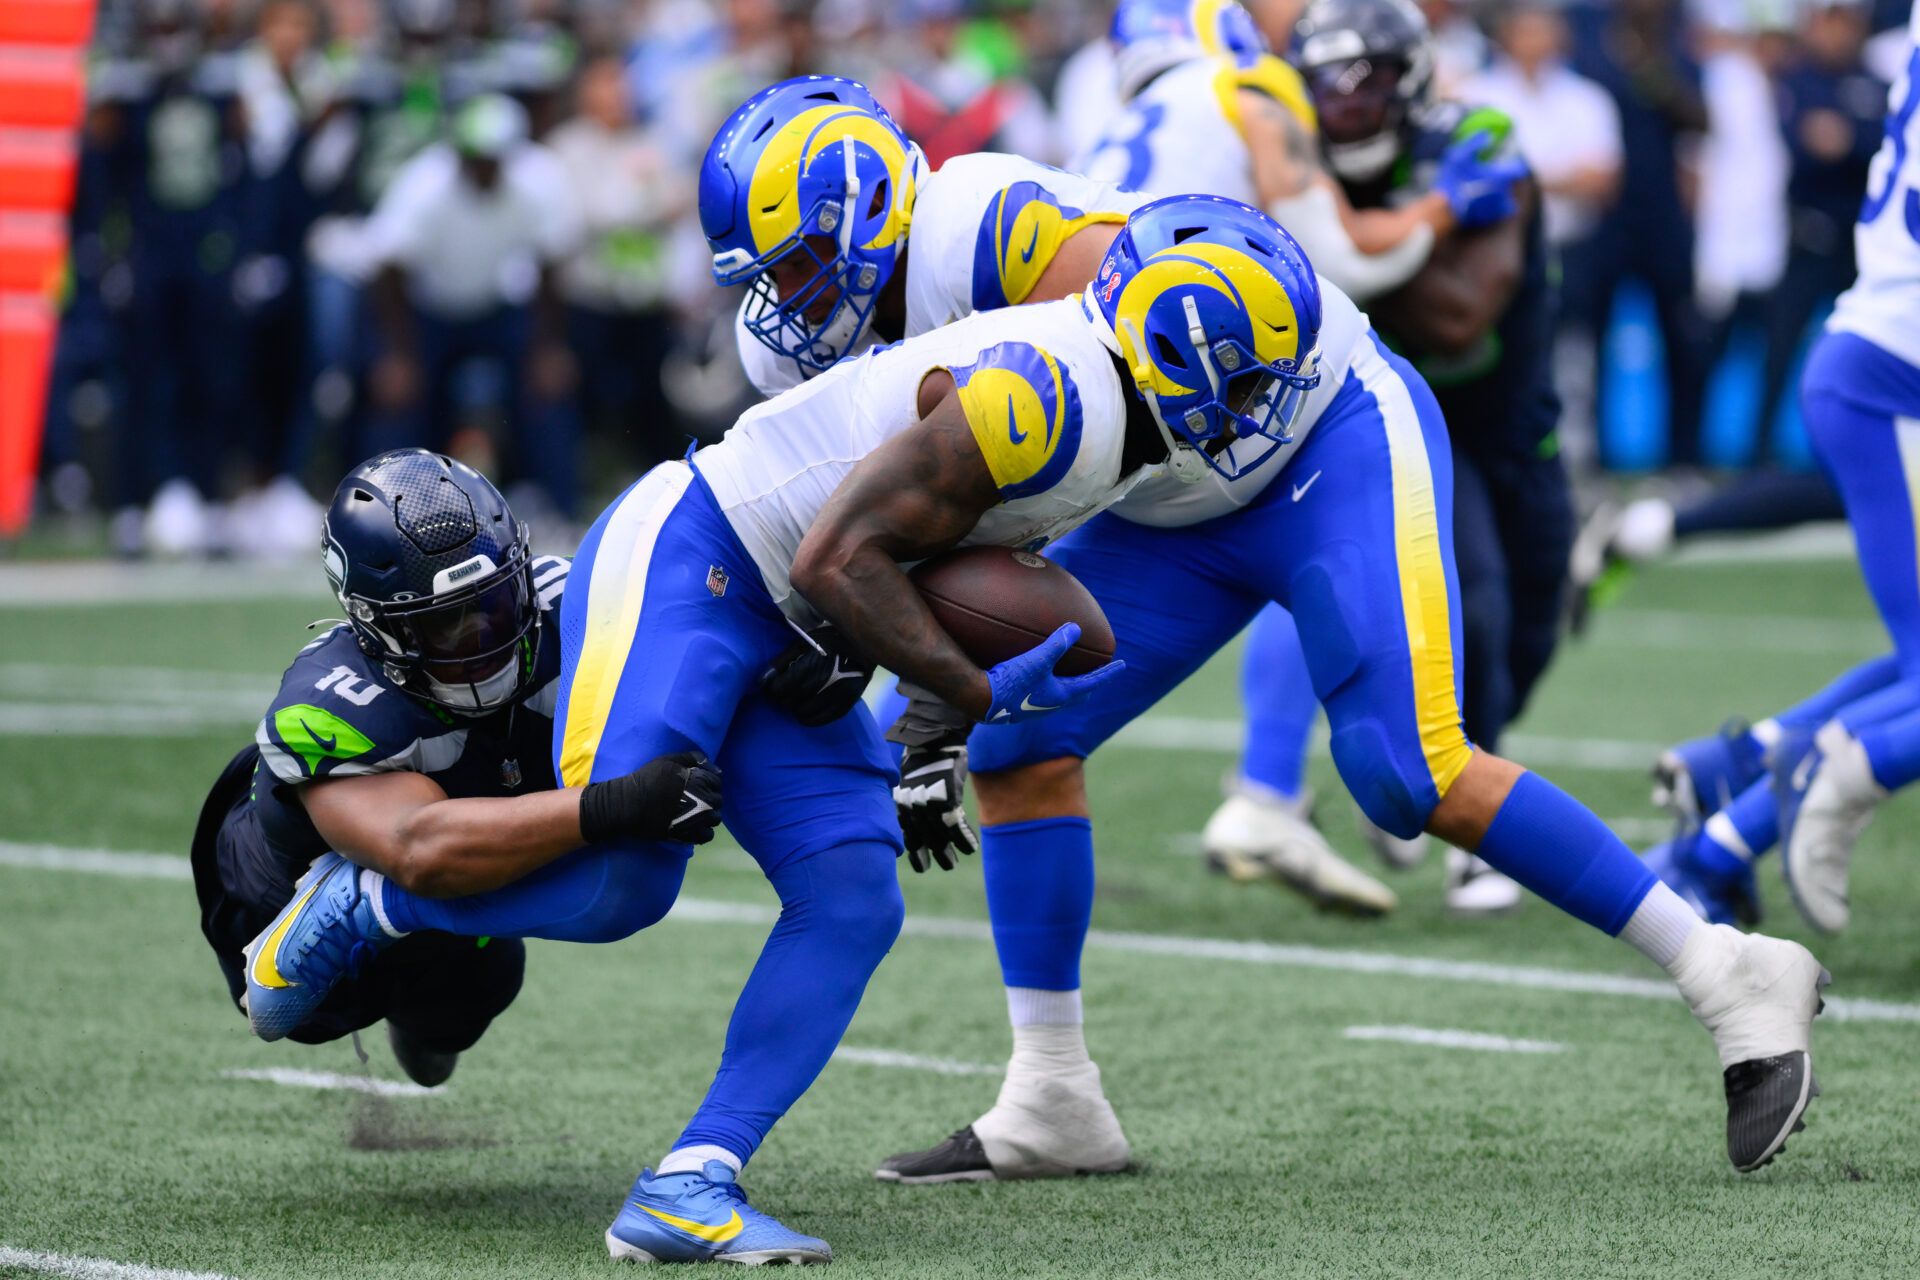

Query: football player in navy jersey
left=192, top=449, right=723, bottom=1084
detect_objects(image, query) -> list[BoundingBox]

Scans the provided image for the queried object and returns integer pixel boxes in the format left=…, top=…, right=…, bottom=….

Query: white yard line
left=1586, top=609, right=1883, bottom=656
left=11, top=840, right=1918, bottom=1025
left=1344, top=1025, right=1565, bottom=1054
left=218, top=1067, right=441, bottom=1098
left=832, top=1047, right=1001, bottom=1076
left=1110, top=716, right=1663, bottom=771
left=0, top=1245, right=241, bottom=1280
left=0, top=561, right=329, bottom=607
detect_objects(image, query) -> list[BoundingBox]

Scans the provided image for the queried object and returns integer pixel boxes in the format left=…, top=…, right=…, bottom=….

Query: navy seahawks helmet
left=1294, top=0, right=1433, bottom=182
left=321, top=449, right=537, bottom=715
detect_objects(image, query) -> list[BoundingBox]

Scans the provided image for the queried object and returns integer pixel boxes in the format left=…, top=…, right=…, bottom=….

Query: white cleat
left=1202, top=787, right=1397, bottom=916
left=1784, top=730, right=1884, bottom=935
left=1673, top=924, right=1830, bottom=1171
left=1353, top=801, right=1430, bottom=870
left=1444, top=848, right=1522, bottom=916
left=876, top=1057, right=1130, bottom=1183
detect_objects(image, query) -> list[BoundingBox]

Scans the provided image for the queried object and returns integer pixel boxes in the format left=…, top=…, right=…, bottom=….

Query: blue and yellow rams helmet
left=1110, top=0, right=1266, bottom=100
left=1089, top=194, right=1323, bottom=483
left=700, top=76, right=923, bottom=379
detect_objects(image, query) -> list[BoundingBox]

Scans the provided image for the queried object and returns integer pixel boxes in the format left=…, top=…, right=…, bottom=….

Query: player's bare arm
left=1370, top=181, right=1531, bottom=356
left=301, top=753, right=722, bottom=897
left=790, top=376, right=1003, bottom=719
left=1027, top=222, right=1124, bottom=306
left=1242, top=89, right=1452, bottom=249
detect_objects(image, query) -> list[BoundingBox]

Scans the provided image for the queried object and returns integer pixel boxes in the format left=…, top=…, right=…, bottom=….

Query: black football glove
left=579, top=749, right=723, bottom=845
left=760, top=622, right=876, bottom=727
left=886, top=691, right=978, bottom=873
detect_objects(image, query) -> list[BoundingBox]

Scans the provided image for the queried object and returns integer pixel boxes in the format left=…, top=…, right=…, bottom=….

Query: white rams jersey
left=1113, top=274, right=1370, bottom=528
left=699, top=298, right=1144, bottom=621
left=737, top=152, right=1151, bottom=397
left=1828, top=1, right=1920, bottom=368
left=1075, top=55, right=1317, bottom=210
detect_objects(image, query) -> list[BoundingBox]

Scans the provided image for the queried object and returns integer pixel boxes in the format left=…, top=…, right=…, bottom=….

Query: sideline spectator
left=1565, top=0, right=1713, bottom=468
left=548, top=52, right=692, bottom=470
left=362, top=93, right=584, bottom=516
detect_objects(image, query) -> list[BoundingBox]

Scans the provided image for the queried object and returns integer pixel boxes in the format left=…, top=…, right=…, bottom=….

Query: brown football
left=910, top=546, right=1116, bottom=676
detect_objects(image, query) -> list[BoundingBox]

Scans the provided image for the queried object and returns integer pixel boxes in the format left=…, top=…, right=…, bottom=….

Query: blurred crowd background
left=30, top=0, right=1914, bottom=558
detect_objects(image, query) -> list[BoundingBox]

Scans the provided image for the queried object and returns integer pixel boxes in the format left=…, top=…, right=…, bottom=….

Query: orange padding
left=0, top=211, right=63, bottom=293
left=0, top=291, right=54, bottom=536
left=0, top=0, right=96, bottom=47
left=0, top=47, right=86, bottom=130
left=0, top=127, right=76, bottom=209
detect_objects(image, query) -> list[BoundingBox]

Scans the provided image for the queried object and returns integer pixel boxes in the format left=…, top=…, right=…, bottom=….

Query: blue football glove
left=1434, top=132, right=1528, bottom=230
left=983, top=623, right=1125, bottom=724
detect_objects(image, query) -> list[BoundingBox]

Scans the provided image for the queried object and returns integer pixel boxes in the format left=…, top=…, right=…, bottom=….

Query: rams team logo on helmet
left=946, top=341, right=1086, bottom=500
left=971, top=181, right=1130, bottom=314
left=1110, top=0, right=1266, bottom=99
left=701, top=77, right=922, bottom=378
left=1090, top=194, right=1323, bottom=483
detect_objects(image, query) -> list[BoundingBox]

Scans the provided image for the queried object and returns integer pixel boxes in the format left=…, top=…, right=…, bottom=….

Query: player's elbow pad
left=1267, top=185, right=1434, bottom=304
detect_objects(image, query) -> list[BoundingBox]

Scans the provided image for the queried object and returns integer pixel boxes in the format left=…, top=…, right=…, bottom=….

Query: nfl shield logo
left=500, top=758, right=523, bottom=790
left=707, top=565, right=729, bottom=598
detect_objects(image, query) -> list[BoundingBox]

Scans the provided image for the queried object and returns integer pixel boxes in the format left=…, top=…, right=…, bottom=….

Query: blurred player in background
left=1646, top=0, right=1920, bottom=939
left=1078, top=0, right=1523, bottom=912
left=1203, top=0, right=1566, bottom=916
left=194, top=449, right=721, bottom=1083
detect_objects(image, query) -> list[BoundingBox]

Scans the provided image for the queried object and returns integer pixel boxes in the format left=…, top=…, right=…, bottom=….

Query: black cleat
left=387, top=1022, right=459, bottom=1089
left=1725, top=1051, right=1818, bottom=1172
left=875, top=1126, right=996, bottom=1184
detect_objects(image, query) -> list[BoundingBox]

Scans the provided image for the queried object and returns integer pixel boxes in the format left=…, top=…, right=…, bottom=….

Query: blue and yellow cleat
left=1653, top=721, right=1766, bottom=826
left=1644, top=829, right=1761, bottom=928
left=606, top=1162, right=831, bottom=1266
left=241, top=852, right=394, bottom=1041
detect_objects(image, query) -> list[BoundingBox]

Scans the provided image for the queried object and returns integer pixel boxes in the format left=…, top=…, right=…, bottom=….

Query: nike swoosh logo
left=1792, top=753, right=1819, bottom=792
left=1019, top=222, right=1039, bottom=264
left=1019, top=694, right=1059, bottom=713
left=636, top=1204, right=743, bottom=1243
left=250, top=878, right=323, bottom=990
left=675, top=795, right=715, bottom=829
left=301, top=718, right=336, bottom=752
left=1291, top=470, right=1323, bottom=502
left=1007, top=394, right=1027, bottom=445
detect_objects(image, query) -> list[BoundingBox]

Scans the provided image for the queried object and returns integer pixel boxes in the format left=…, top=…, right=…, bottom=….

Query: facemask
left=425, top=657, right=522, bottom=714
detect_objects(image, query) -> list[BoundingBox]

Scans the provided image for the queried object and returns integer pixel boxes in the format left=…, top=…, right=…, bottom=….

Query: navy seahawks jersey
left=234, top=554, right=570, bottom=904
left=1343, top=101, right=1560, bottom=457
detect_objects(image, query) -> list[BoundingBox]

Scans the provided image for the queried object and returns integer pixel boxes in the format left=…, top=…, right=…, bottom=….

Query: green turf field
left=4, top=548, right=1920, bottom=1279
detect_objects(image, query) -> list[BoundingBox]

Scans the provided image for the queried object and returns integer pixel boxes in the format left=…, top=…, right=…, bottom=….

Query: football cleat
left=606, top=1161, right=830, bottom=1265
left=1652, top=721, right=1766, bottom=827
left=1672, top=924, right=1829, bottom=1171
left=1778, top=726, right=1884, bottom=935
left=1642, top=829, right=1760, bottom=928
left=874, top=1126, right=997, bottom=1185
left=1352, top=801, right=1430, bottom=870
left=1201, top=787, right=1397, bottom=915
left=387, top=1022, right=458, bottom=1089
left=242, top=853, right=396, bottom=1041
left=1443, top=847, right=1521, bottom=916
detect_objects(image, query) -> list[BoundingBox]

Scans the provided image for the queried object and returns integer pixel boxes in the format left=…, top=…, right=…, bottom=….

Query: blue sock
left=1238, top=605, right=1318, bottom=800
left=1857, top=701, right=1920, bottom=790
left=381, top=842, right=688, bottom=943
left=1774, top=653, right=1901, bottom=736
left=981, top=817, right=1095, bottom=990
left=675, top=841, right=903, bottom=1164
left=1834, top=678, right=1920, bottom=739
left=1698, top=778, right=1777, bottom=870
left=1474, top=772, right=1655, bottom=934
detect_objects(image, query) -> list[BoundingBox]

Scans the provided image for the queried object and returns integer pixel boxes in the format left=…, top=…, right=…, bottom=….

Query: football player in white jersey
left=705, top=76, right=1154, bottom=398
left=1643, top=0, right=1920, bottom=939
left=1079, top=0, right=1525, bottom=307
left=696, top=64, right=1833, bottom=1190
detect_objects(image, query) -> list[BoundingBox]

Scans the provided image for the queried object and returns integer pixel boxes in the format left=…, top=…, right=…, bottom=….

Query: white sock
left=362, top=869, right=408, bottom=939
left=1750, top=717, right=1782, bottom=759
left=657, top=1144, right=740, bottom=1177
left=1006, top=986, right=1083, bottom=1028
left=1619, top=881, right=1703, bottom=972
